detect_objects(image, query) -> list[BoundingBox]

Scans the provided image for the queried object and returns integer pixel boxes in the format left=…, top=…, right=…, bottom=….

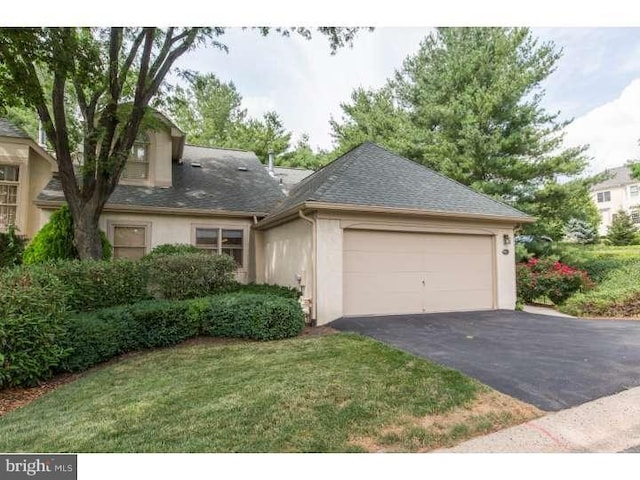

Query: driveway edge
left=436, top=386, right=640, bottom=453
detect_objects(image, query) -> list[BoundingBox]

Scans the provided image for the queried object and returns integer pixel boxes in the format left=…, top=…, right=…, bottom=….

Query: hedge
left=59, top=293, right=305, bottom=373
left=146, top=253, right=237, bottom=300
left=47, top=259, right=151, bottom=312
left=223, top=282, right=301, bottom=300
left=0, top=265, right=69, bottom=387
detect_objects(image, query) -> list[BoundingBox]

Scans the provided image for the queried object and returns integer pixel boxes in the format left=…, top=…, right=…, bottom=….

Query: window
left=631, top=185, right=640, bottom=198
left=112, top=225, right=147, bottom=259
left=596, top=191, right=611, bottom=203
left=632, top=210, right=640, bottom=224
left=0, top=165, right=19, bottom=230
left=194, top=227, right=244, bottom=267
left=122, top=133, right=149, bottom=180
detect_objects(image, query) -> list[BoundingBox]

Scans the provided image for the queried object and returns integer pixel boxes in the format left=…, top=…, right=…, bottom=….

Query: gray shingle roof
left=0, top=118, right=31, bottom=139
left=591, top=165, right=634, bottom=190
left=38, top=145, right=285, bottom=215
left=269, top=142, right=532, bottom=220
left=271, top=166, right=315, bottom=192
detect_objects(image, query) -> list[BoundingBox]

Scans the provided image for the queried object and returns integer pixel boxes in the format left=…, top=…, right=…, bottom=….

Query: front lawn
left=0, top=333, right=538, bottom=452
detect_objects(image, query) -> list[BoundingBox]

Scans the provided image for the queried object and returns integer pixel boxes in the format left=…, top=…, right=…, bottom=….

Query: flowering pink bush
left=516, top=257, right=593, bottom=305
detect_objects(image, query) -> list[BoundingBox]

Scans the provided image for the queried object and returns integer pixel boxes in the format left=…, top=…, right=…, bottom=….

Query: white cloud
left=564, top=78, right=640, bottom=174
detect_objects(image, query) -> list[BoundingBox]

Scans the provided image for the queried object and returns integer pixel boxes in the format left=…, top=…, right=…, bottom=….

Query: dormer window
left=122, top=132, right=149, bottom=180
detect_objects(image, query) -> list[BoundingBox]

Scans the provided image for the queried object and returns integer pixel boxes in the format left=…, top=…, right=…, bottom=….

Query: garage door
left=343, top=230, right=495, bottom=316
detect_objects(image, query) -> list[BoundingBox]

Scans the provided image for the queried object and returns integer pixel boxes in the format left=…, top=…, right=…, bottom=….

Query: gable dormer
left=119, top=112, right=185, bottom=188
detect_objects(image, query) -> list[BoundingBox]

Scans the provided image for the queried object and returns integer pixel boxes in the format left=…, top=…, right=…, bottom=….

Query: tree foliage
left=607, top=210, right=639, bottom=246
left=0, top=27, right=367, bottom=259
left=331, top=27, right=594, bottom=238
left=564, top=218, right=597, bottom=244
left=23, top=205, right=111, bottom=264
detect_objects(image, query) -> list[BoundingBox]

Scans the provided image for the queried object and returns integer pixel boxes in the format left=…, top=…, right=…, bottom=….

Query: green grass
left=0, top=333, right=530, bottom=453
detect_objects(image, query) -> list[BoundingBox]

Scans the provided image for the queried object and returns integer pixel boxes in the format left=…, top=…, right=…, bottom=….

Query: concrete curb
left=437, top=386, right=640, bottom=452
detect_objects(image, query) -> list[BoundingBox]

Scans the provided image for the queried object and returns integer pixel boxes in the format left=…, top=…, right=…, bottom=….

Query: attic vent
left=237, top=166, right=248, bottom=171
left=191, top=161, right=201, bottom=168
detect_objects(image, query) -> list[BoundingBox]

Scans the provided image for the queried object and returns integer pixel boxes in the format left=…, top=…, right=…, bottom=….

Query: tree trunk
left=73, top=209, right=104, bottom=260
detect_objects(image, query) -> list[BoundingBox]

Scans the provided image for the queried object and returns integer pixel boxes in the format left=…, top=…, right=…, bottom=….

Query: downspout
left=298, top=209, right=317, bottom=325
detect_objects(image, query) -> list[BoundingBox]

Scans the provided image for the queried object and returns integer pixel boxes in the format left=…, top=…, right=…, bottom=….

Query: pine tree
left=564, top=218, right=597, bottom=244
left=607, top=210, right=638, bottom=246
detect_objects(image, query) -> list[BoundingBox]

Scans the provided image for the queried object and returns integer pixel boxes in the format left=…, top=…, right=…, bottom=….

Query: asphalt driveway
left=331, top=310, right=640, bottom=411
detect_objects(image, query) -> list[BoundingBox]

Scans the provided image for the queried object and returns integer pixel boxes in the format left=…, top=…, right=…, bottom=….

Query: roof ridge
left=369, top=142, right=527, bottom=217
left=184, top=143, right=252, bottom=153
left=285, top=142, right=367, bottom=197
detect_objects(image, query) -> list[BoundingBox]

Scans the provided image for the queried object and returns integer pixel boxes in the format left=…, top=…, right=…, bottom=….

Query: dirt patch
left=301, top=325, right=339, bottom=336
left=350, top=390, right=543, bottom=452
left=0, top=373, right=82, bottom=417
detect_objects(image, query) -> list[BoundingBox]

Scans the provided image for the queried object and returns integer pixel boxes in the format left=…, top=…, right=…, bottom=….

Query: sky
left=173, top=27, right=640, bottom=175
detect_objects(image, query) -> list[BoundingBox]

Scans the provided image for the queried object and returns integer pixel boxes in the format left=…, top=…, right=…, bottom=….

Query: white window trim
left=190, top=223, right=248, bottom=271
left=596, top=191, right=611, bottom=203
left=107, top=220, right=152, bottom=259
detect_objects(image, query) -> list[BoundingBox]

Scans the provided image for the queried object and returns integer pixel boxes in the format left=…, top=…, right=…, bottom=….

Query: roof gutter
left=34, top=200, right=269, bottom=219
left=257, top=201, right=536, bottom=229
left=304, top=201, right=536, bottom=224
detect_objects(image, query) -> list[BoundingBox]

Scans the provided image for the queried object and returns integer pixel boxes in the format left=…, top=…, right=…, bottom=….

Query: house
left=0, top=118, right=533, bottom=325
left=591, top=165, right=640, bottom=236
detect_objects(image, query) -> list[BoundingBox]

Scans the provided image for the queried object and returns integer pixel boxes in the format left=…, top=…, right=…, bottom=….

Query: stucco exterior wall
left=119, top=127, right=173, bottom=188
left=148, top=129, right=173, bottom=187
left=0, top=139, right=54, bottom=238
left=98, top=212, right=252, bottom=282
left=26, top=149, right=55, bottom=238
left=261, top=217, right=313, bottom=300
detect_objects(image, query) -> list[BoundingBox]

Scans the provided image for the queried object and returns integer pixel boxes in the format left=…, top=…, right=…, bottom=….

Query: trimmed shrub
left=224, top=282, right=301, bottom=300
left=516, top=257, right=593, bottom=305
left=23, top=205, right=111, bottom=264
left=198, top=293, right=305, bottom=341
left=143, top=243, right=202, bottom=259
left=48, top=259, right=151, bottom=312
left=146, top=253, right=236, bottom=300
left=58, top=293, right=304, bottom=373
left=0, top=224, right=25, bottom=268
left=0, top=265, right=69, bottom=387
left=60, top=300, right=199, bottom=372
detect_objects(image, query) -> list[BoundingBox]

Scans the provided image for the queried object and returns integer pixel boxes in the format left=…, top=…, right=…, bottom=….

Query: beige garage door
left=343, top=230, right=495, bottom=316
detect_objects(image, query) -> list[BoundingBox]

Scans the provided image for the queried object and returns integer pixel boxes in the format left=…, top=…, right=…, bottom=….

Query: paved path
left=437, top=386, right=640, bottom=452
left=332, top=310, right=640, bottom=411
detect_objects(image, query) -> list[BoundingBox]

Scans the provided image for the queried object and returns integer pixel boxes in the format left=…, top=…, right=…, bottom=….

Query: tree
left=564, top=218, right=597, bottom=244
left=331, top=28, right=594, bottom=236
left=167, top=71, right=247, bottom=147
left=278, top=133, right=334, bottom=170
left=329, top=87, right=416, bottom=157
left=607, top=210, right=638, bottom=246
left=0, top=27, right=366, bottom=259
left=22, top=205, right=111, bottom=264
left=233, top=111, right=291, bottom=163
left=167, top=72, right=292, bottom=163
